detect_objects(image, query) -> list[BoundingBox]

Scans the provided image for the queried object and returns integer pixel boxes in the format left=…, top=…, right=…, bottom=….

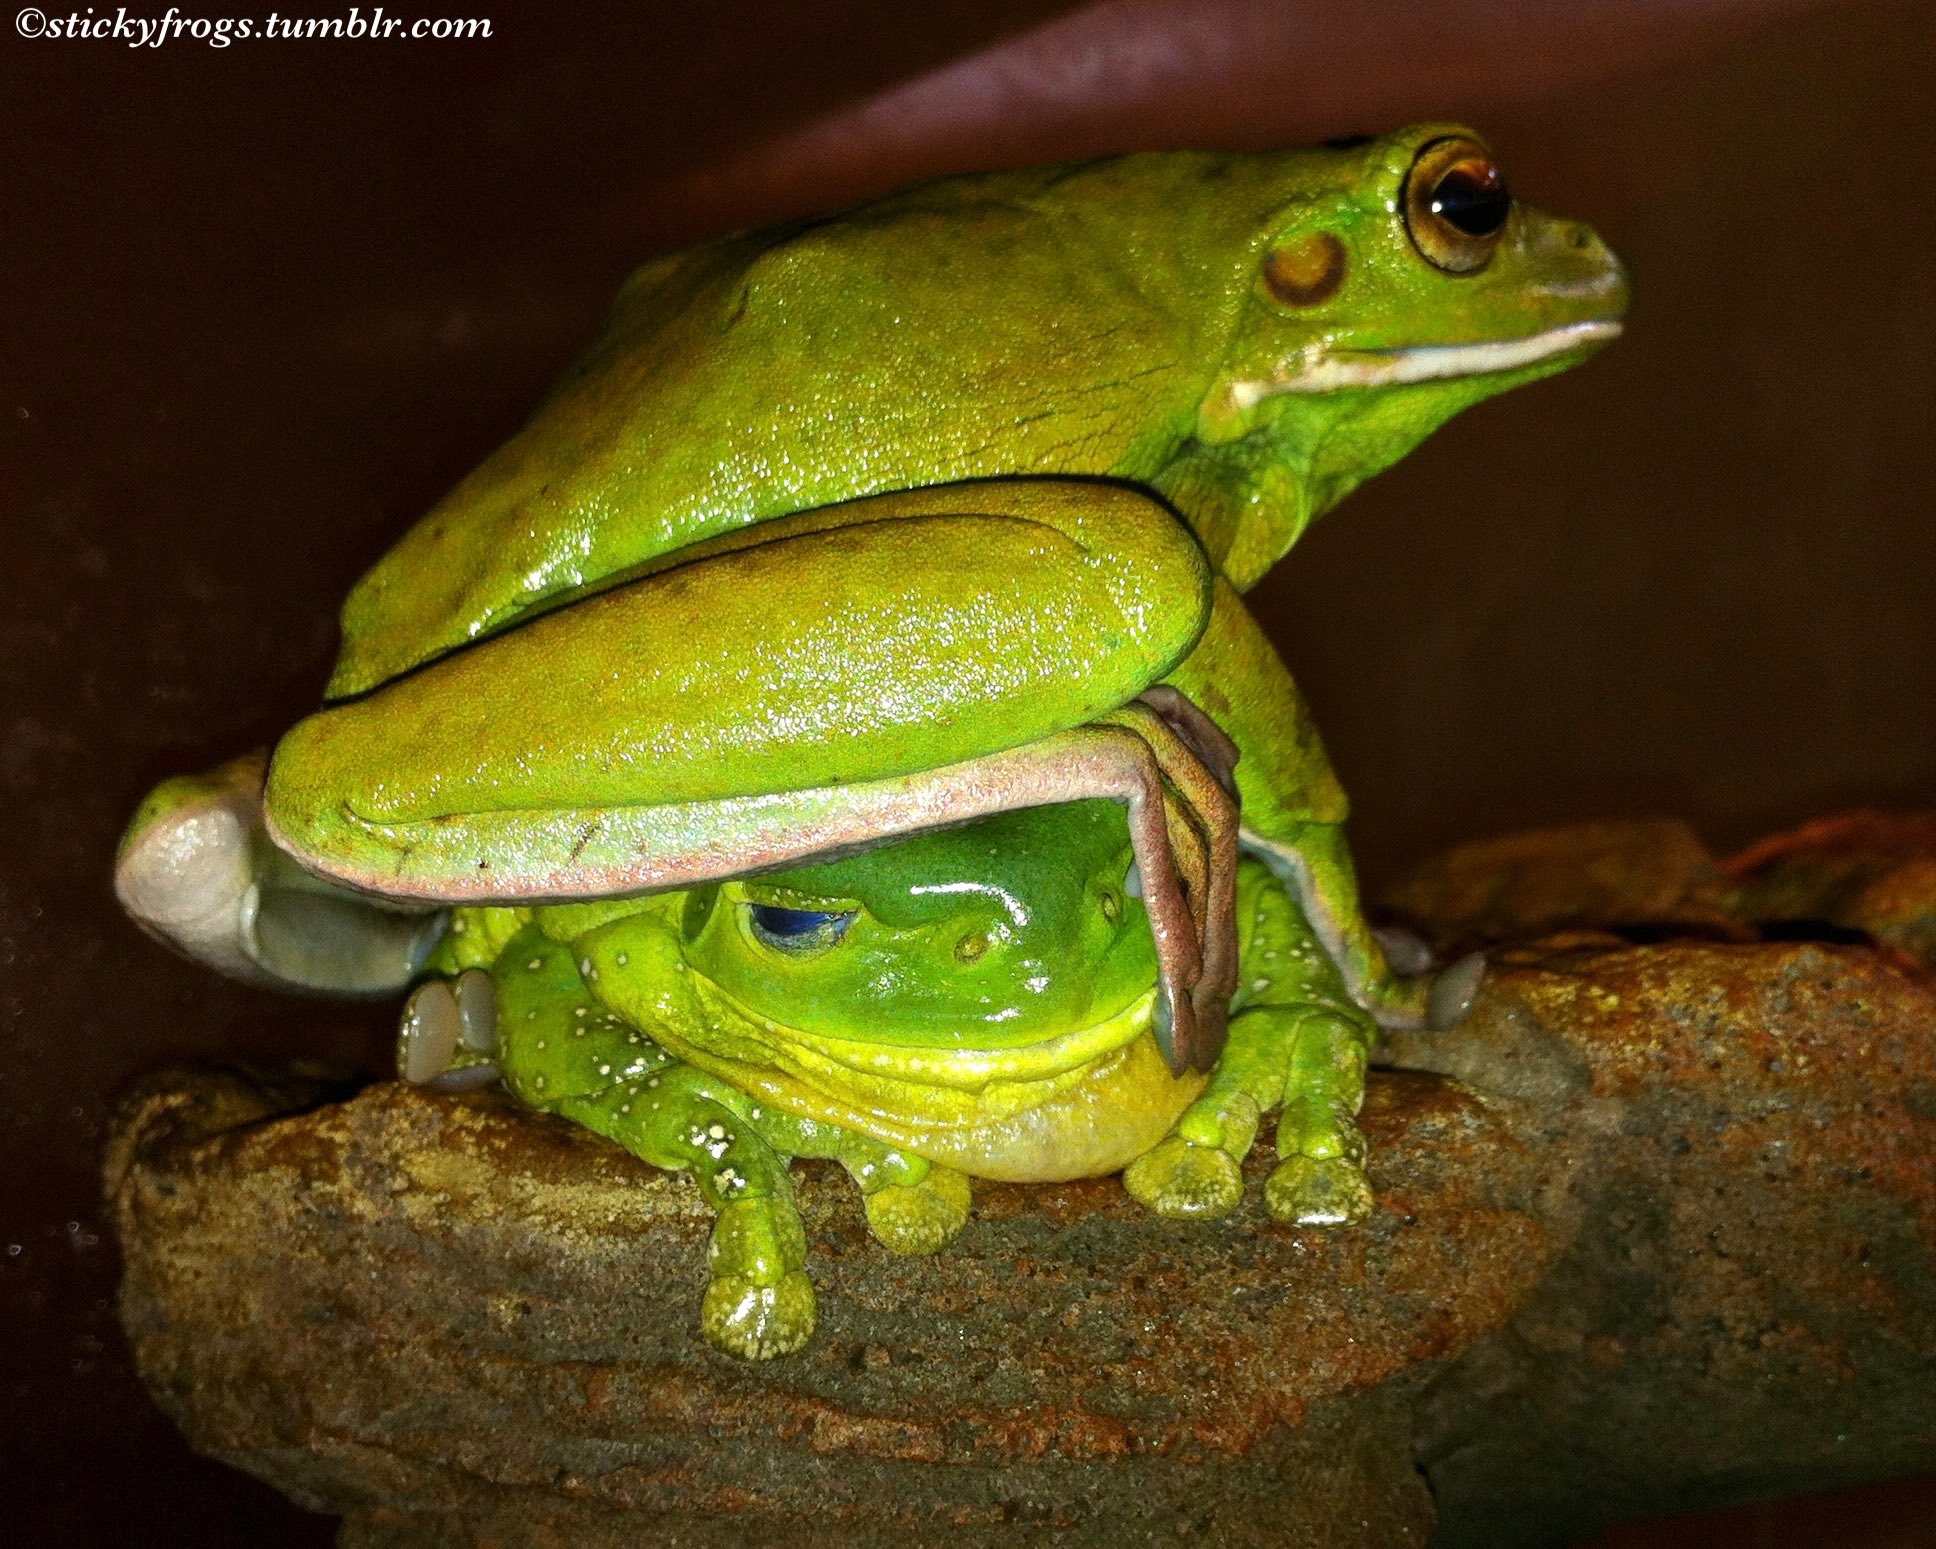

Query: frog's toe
left=398, top=974, right=502, bottom=1092
left=1124, top=1136, right=1244, bottom=1219
left=863, top=1165, right=971, bottom=1255
left=398, top=979, right=460, bottom=1083
left=1428, top=950, right=1487, bottom=1030
left=1264, top=1154, right=1375, bottom=1228
left=701, top=1269, right=816, bottom=1360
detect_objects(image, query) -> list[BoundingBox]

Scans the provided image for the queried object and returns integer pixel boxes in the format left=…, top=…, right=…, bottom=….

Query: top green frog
left=227, top=125, right=1624, bottom=1071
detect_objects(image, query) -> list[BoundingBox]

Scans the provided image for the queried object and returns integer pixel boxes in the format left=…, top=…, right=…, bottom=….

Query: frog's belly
left=675, top=1032, right=1205, bottom=1183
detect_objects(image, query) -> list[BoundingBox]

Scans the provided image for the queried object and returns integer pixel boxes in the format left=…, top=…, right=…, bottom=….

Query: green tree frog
left=115, top=125, right=1625, bottom=1350
left=395, top=800, right=1389, bottom=1358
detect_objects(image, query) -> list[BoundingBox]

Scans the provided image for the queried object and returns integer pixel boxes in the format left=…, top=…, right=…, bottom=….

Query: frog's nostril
left=955, top=932, right=990, bottom=964
left=1099, top=888, right=1123, bottom=925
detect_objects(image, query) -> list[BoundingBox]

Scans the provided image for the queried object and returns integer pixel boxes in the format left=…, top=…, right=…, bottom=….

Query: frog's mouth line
left=1233, top=319, right=1623, bottom=407
left=677, top=974, right=1159, bottom=1097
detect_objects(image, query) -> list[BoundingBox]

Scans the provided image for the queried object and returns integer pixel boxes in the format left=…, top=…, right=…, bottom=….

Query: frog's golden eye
left=1404, top=137, right=1511, bottom=274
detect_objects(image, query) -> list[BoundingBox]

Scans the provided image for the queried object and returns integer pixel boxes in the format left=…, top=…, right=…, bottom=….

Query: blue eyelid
left=747, top=904, right=856, bottom=952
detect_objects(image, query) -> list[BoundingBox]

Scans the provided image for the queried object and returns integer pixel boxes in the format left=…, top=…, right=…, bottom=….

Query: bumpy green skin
left=119, top=127, right=1630, bottom=1356
left=417, top=803, right=1378, bottom=1359
left=262, top=124, right=1628, bottom=1025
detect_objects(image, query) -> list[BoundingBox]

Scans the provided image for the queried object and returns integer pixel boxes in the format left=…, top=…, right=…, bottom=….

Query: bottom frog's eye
left=747, top=904, right=857, bottom=955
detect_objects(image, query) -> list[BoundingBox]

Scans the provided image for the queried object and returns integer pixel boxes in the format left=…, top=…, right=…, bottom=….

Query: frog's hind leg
left=1125, top=857, right=1376, bottom=1226
left=114, top=749, right=444, bottom=994
left=263, top=479, right=1239, bottom=1075
left=558, top=1067, right=815, bottom=1360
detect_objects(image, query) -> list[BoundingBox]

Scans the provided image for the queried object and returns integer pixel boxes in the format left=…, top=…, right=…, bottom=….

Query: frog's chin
left=663, top=981, right=1205, bottom=1181
left=1229, top=318, right=1622, bottom=408
left=685, top=977, right=1160, bottom=1094
left=646, top=975, right=1200, bottom=1175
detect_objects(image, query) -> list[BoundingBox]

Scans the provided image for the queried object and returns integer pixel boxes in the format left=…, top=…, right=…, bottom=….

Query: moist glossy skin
left=410, top=803, right=1382, bottom=1359
left=255, top=123, right=1627, bottom=1071
left=115, top=127, right=1625, bottom=1354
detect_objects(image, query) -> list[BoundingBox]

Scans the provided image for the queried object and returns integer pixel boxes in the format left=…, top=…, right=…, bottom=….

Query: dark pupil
left=1431, top=162, right=1510, bottom=236
left=751, top=905, right=847, bottom=939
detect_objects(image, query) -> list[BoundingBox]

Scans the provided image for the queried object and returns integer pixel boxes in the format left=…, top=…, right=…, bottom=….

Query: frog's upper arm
left=1163, top=579, right=1348, bottom=836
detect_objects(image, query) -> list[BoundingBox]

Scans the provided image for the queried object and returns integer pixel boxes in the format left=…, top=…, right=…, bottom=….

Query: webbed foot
left=863, top=1164, right=972, bottom=1255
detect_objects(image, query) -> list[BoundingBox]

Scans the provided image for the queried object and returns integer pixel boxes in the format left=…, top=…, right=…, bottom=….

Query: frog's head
left=679, top=800, right=1157, bottom=1071
left=1196, top=123, right=1630, bottom=581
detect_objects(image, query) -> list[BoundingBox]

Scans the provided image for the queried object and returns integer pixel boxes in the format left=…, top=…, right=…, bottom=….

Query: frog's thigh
left=267, top=479, right=1213, bottom=847
left=559, top=1069, right=814, bottom=1360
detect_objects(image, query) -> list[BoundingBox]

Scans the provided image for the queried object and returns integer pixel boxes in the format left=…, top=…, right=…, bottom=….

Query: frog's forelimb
left=1125, top=855, right=1377, bottom=1226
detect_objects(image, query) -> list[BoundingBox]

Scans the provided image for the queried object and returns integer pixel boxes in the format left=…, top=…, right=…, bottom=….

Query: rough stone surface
left=106, top=814, right=1936, bottom=1547
left=107, top=1067, right=1536, bottom=1548
left=1722, top=810, right=1936, bottom=967
left=1377, top=819, right=1747, bottom=957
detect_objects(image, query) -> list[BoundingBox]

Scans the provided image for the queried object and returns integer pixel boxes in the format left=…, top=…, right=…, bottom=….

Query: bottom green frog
left=400, top=800, right=1396, bottom=1359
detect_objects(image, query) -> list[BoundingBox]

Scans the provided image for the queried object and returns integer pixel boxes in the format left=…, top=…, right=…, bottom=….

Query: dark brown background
left=2, top=1, right=1931, bottom=1542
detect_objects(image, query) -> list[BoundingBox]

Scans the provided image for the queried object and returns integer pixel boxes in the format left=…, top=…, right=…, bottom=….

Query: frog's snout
left=1524, top=213, right=1630, bottom=322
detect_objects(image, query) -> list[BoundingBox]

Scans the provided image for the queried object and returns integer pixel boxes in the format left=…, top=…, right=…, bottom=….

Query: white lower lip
left=1232, top=319, right=1624, bottom=405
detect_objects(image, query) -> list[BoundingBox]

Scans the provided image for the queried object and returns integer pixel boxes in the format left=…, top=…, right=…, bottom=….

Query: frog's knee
left=1124, top=1135, right=1244, bottom=1219
left=863, top=1165, right=971, bottom=1255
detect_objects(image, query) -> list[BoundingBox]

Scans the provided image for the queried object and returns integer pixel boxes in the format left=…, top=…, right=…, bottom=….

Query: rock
left=1389, top=938, right=1936, bottom=1546
left=1378, top=818, right=1746, bottom=957
left=1722, top=810, right=1936, bottom=968
left=106, top=1065, right=1542, bottom=1548
left=106, top=817, right=1936, bottom=1547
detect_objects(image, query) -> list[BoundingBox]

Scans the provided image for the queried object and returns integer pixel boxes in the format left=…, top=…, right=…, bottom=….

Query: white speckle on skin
left=527, top=958, right=543, bottom=972
left=616, top=952, right=629, bottom=967
left=707, top=1124, right=726, bottom=1141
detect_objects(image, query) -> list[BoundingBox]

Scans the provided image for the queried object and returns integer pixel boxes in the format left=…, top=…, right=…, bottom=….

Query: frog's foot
left=1357, top=949, right=1487, bottom=1032
left=1265, top=1120, right=1374, bottom=1228
left=115, top=748, right=444, bottom=994
left=1427, top=950, right=1487, bottom=1030
left=703, top=1197, right=815, bottom=1359
left=396, top=969, right=501, bottom=1092
left=1124, top=1086, right=1259, bottom=1219
left=1090, top=692, right=1241, bottom=1073
left=862, top=1164, right=972, bottom=1255
left=1124, top=1135, right=1244, bottom=1218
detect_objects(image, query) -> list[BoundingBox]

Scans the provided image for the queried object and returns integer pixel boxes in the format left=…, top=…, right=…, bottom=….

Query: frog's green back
left=330, top=153, right=1290, bottom=698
